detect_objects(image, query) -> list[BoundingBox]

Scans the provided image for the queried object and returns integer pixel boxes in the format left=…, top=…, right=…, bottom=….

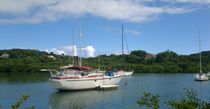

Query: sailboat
left=121, top=24, right=134, bottom=76
left=49, top=23, right=123, bottom=90
left=194, top=32, right=209, bottom=81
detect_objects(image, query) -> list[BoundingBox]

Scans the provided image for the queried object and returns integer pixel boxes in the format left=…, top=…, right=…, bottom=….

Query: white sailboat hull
left=194, top=73, right=209, bottom=81
left=124, top=71, right=133, bottom=76
left=100, top=76, right=122, bottom=86
left=50, top=79, right=101, bottom=90
left=50, top=76, right=123, bottom=90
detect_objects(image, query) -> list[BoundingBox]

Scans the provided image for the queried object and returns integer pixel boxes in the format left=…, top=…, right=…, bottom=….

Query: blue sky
left=0, top=0, right=210, bottom=57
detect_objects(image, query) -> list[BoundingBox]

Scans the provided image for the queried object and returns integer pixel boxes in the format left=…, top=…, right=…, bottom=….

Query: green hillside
left=0, top=49, right=210, bottom=74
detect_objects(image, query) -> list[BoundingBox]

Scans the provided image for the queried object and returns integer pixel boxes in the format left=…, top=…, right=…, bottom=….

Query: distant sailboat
left=121, top=24, right=134, bottom=76
left=194, top=31, right=209, bottom=81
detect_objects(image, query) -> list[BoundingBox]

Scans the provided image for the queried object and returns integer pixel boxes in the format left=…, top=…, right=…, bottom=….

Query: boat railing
left=40, top=69, right=59, bottom=77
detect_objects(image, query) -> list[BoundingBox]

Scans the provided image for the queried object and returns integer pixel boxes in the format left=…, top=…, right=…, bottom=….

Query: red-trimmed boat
left=49, top=65, right=123, bottom=90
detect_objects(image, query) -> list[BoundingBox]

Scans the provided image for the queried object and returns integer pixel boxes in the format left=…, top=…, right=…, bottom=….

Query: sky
left=0, top=0, right=210, bottom=57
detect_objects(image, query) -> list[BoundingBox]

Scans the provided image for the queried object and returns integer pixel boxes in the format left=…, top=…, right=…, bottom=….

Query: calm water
left=1, top=73, right=210, bottom=109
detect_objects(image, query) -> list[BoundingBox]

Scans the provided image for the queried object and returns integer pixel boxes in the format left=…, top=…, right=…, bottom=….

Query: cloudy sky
left=0, top=0, right=210, bottom=56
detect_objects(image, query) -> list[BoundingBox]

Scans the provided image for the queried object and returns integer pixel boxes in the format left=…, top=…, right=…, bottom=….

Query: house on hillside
left=48, top=55, right=56, bottom=60
left=145, top=54, right=156, bottom=60
left=0, top=53, right=10, bottom=59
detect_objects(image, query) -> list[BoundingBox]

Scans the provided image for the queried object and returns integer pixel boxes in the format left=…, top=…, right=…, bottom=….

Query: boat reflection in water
left=48, top=89, right=121, bottom=109
left=48, top=91, right=97, bottom=109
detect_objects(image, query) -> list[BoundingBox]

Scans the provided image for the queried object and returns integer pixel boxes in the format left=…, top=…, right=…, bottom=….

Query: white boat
left=207, top=72, right=210, bottom=77
left=194, top=31, right=209, bottom=81
left=101, top=70, right=124, bottom=86
left=49, top=66, right=123, bottom=90
left=124, top=71, right=134, bottom=76
left=50, top=66, right=100, bottom=90
left=194, top=73, right=209, bottom=81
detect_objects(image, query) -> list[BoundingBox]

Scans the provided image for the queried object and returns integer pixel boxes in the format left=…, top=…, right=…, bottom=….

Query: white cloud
left=101, top=49, right=130, bottom=56
left=0, top=0, right=200, bottom=24
left=45, top=45, right=77, bottom=56
left=0, top=0, right=58, bottom=14
left=45, top=45, right=95, bottom=57
left=83, top=46, right=96, bottom=57
left=163, top=0, right=210, bottom=4
left=45, top=48, right=65, bottom=55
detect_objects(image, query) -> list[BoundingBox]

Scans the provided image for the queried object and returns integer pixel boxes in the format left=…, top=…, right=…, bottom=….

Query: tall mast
left=98, top=52, right=101, bottom=70
left=79, top=21, right=83, bottom=66
left=122, top=24, right=124, bottom=56
left=199, top=31, right=202, bottom=73
left=72, top=27, right=75, bottom=66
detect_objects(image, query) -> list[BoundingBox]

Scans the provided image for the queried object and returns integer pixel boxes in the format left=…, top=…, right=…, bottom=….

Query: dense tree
left=156, top=50, right=179, bottom=63
left=0, top=49, right=210, bottom=73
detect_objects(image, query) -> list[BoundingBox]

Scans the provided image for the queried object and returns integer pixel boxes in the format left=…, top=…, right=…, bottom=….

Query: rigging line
left=101, top=56, right=106, bottom=70
left=98, top=52, right=101, bottom=70
left=79, top=20, right=83, bottom=66
left=98, top=53, right=106, bottom=70
left=122, top=24, right=124, bottom=55
left=81, top=20, right=87, bottom=58
left=123, top=24, right=132, bottom=71
left=198, top=29, right=202, bottom=73
left=123, top=26, right=130, bottom=54
left=71, top=26, right=75, bottom=66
